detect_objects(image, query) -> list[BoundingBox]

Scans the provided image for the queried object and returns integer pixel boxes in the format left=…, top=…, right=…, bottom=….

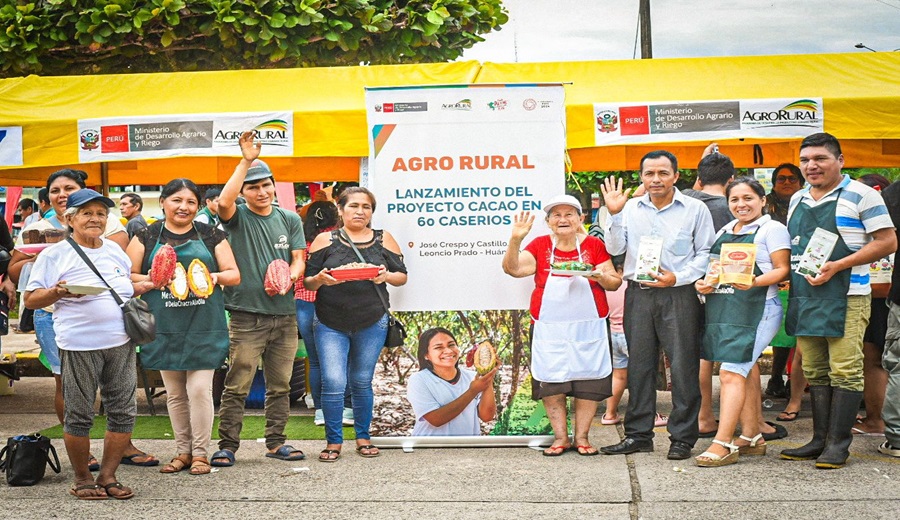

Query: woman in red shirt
left=503, top=195, right=621, bottom=456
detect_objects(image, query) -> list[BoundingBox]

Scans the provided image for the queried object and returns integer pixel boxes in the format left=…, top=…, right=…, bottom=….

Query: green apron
left=785, top=191, right=853, bottom=337
left=139, top=226, right=229, bottom=370
left=703, top=231, right=767, bottom=363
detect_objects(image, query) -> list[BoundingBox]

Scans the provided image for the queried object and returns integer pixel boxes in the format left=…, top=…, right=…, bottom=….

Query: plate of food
left=15, top=243, right=52, bottom=255
left=549, top=261, right=595, bottom=277
left=328, top=263, right=381, bottom=281
left=59, top=284, right=110, bottom=296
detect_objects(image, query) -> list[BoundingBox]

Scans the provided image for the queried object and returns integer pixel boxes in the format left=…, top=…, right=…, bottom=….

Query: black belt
left=627, top=280, right=651, bottom=290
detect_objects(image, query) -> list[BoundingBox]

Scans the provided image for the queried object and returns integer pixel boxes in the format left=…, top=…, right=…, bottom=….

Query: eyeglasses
left=775, top=176, right=800, bottom=184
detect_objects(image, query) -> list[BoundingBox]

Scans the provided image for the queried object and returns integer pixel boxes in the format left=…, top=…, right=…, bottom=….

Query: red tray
left=328, top=267, right=380, bottom=281
left=15, top=243, right=52, bottom=255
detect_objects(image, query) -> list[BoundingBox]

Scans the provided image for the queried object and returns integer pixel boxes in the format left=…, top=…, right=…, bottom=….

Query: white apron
left=531, top=238, right=612, bottom=383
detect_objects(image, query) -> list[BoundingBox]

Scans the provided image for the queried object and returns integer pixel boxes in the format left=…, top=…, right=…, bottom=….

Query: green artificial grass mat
left=40, top=415, right=355, bottom=441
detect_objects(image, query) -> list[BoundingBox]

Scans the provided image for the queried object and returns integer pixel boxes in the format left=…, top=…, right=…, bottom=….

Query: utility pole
left=639, top=0, right=652, bottom=59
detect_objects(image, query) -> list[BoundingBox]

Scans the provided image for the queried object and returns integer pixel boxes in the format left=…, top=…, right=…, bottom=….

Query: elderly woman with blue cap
left=503, top=195, right=622, bottom=456
left=25, top=189, right=155, bottom=500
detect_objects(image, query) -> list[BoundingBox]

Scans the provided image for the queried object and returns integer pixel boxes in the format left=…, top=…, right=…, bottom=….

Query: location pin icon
left=408, top=242, right=414, bottom=248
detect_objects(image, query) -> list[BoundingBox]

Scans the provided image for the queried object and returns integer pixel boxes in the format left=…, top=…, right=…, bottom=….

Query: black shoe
left=762, top=421, right=788, bottom=441
left=600, top=437, right=654, bottom=455
left=667, top=441, right=693, bottom=460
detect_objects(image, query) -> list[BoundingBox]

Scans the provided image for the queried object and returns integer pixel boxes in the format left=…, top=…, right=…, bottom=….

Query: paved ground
left=2, top=330, right=900, bottom=519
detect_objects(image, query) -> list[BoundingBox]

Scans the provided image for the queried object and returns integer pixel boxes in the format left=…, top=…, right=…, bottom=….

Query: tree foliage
left=0, top=0, right=508, bottom=77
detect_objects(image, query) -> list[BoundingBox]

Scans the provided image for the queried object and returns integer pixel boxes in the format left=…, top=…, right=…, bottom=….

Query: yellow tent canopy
left=476, top=53, right=900, bottom=171
left=1, top=53, right=898, bottom=187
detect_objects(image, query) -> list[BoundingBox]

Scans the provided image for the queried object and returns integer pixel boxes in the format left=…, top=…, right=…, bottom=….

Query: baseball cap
left=66, top=189, right=115, bottom=209
left=244, top=159, right=274, bottom=183
left=543, top=194, right=583, bottom=215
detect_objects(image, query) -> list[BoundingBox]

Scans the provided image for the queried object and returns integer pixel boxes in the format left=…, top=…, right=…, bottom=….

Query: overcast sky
left=461, top=0, right=900, bottom=62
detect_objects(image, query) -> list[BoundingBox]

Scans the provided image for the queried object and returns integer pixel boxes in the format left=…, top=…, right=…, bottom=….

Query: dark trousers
left=623, top=282, right=702, bottom=445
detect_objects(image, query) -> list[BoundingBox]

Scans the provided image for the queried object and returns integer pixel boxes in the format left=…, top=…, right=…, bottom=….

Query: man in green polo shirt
left=211, top=131, right=307, bottom=466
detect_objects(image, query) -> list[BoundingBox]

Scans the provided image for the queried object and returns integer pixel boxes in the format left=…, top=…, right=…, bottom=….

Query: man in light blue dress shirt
left=599, top=150, right=716, bottom=460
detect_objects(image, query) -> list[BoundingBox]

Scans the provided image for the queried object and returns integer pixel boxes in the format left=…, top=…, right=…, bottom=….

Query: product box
left=704, top=254, right=722, bottom=288
left=634, top=236, right=663, bottom=282
left=796, top=227, right=839, bottom=277
left=720, top=243, right=757, bottom=286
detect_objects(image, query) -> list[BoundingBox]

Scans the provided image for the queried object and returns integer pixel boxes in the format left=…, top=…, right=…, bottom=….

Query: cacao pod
left=150, top=244, right=178, bottom=286
left=473, top=342, right=497, bottom=375
left=188, top=259, right=215, bottom=298
left=264, top=259, right=292, bottom=296
left=169, top=262, right=190, bottom=301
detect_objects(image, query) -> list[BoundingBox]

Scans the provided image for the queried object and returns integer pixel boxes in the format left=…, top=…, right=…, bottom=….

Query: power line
left=633, top=11, right=640, bottom=59
left=873, top=0, right=900, bottom=11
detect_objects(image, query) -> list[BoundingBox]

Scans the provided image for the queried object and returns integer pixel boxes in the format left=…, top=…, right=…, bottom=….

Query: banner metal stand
left=371, top=435, right=556, bottom=453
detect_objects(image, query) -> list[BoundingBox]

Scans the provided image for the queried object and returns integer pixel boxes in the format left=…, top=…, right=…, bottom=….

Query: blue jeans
left=295, top=299, right=351, bottom=410
left=315, top=313, right=388, bottom=444
left=34, top=309, right=61, bottom=375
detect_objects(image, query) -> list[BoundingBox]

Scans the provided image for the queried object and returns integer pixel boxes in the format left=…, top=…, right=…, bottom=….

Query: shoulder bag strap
left=338, top=229, right=391, bottom=316
left=65, top=237, right=125, bottom=306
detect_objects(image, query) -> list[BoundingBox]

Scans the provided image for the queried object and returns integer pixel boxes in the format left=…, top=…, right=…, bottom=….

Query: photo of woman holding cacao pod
left=304, top=187, right=408, bottom=462
left=125, top=178, right=241, bottom=476
left=502, top=195, right=622, bottom=456
left=407, top=328, right=497, bottom=436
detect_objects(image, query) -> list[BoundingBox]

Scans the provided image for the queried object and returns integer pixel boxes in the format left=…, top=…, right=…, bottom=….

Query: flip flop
left=87, top=454, right=100, bottom=472
left=852, top=427, right=885, bottom=437
left=576, top=445, right=600, bottom=456
left=356, top=444, right=380, bottom=458
left=120, top=452, right=159, bottom=467
left=600, top=414, right=621, bottom=425
left=762, top=421, right=789, bottom=441
left=265, top=445, right=306, bottom=461
left=210, top=449, right=235, bottom=467
left=776, top=411, right=799, bottom=422
left=100, top=481, right=134, bottom=500
left=319, top=449, right=341, bottom=462
left=542, top=445, right=574, bottom=457
left=69, top=483, right=107, bottom=500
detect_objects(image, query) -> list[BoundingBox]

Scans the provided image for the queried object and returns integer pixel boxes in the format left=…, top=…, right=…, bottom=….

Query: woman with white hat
left=503, top=194, right=621, bottom=456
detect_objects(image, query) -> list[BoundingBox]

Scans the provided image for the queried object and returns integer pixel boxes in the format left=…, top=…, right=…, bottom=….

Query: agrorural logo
left=742, top=99, right=821, bottom=127
left=214, top=119, right=290, bottom=146
left=441, top=99, right=472, bottom=111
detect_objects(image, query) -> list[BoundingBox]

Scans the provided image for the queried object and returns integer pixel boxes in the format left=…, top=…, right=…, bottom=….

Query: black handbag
left=0, top=434, right=61, bottom=486
left=67, top=238, right=157, bottom=345
left=339, top=230, right=407, bottom=348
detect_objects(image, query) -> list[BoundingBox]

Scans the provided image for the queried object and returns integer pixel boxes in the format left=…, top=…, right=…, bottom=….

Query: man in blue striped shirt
left=781, top=132, right=896, bottom=469
left=599, top=150, right=715, bottom=460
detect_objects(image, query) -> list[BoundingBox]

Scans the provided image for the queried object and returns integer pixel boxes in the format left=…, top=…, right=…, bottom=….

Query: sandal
left=576, top=445, right=599, bottom=456
left=69, top=483, right=107, bottom=500
left=542, top=444, right=574, bottom=457
left=736, top=433, right=767, bottom=456
left=319, top=449, right=341, bottom=462
left=160, top=454, right=192, bottom=474
left=87, top=454, right=100, bottom=472
left=100, top=481, right=134, bottom=500
left=776, top=410, right=799, bottom=422
left=600, top=414, right=621, bottom=425
left=189, top=457, right=211, bottom=475
left=695, top=439, right=740, bottom=467
left=356, top=444, right=380, bottom=458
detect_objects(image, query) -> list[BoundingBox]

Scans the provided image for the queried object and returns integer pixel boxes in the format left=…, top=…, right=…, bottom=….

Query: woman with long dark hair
left=126, top=179, right=240, bottom=475
left=294, top=200, right=344, bottom=426
left=304, top=187, right=408, bottom=461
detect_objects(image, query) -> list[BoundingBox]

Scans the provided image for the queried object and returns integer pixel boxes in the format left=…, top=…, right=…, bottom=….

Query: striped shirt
left=787, top=174, right=894, bottom=295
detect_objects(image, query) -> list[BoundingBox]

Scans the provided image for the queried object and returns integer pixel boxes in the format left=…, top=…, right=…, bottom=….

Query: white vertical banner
left=365, top=84, right=566, bottom=311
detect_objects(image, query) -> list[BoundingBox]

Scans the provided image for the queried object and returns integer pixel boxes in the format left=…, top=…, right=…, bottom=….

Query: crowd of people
left=5, top=130, right=900, bottom=499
